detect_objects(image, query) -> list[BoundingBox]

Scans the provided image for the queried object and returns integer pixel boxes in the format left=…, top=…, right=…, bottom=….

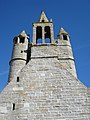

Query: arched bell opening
left=42, top=19, right=45, bottom=22
left=36, top=26, right=42, bottom=44
left=63, top=34, right=68, bottom=41
left=19, top=36, right=25, bottom=43
left=45, top=26, right=51, bottom=43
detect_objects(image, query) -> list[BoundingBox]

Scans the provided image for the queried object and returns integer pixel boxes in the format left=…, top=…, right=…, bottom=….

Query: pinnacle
left=38, top=10, right=49, bottom=22
left=59, top=27, right=68, bottom=35
left=21, top=30, right=26, bottom=34
left=20, top=30, right=28, bottom=37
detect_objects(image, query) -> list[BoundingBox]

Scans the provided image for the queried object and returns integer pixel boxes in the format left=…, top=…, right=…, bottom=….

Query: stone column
left=50, top=24, right=54, bottom=44
left=67, top=35, right=70, bottom=41
left=33, top=26, right=36, bottom=44
left=42, top=26, right=45, bottom=44
left=17, top=37, right=20, bottom=43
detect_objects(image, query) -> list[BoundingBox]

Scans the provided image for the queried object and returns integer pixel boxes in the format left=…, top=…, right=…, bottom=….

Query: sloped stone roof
left=38, top=10, right=49, bottom=22
left=58, top=27, right=68, bottom=35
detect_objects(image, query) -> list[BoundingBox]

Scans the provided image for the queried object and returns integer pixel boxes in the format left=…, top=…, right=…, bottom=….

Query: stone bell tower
left=0, top=10, right=89, bottom=120
left=32, top=10, right=54, bottom=44
left=32, top=11, right=77, bottom=78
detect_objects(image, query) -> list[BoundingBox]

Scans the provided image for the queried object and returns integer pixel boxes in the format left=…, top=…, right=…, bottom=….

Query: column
left=42, top=26, right=45, bottom=44
left=33, top=26, right=36, bottom=44
left=67, top=35, right=70, bottom=41
left=17, top=37, right=20, bottom=43
left=50, top=24, right=54, bottom=44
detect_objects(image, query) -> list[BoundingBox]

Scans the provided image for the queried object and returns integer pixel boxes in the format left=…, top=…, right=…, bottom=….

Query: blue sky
left=0, top=0, right=90, bottom=92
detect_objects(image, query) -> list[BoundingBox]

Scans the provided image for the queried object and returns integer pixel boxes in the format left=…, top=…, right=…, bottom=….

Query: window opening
left=45, top=38, right=51, bottom=43
left=45, top=26, right=51, bottom=43
left=21, top=50, right=23, bottom=53
left=20, top=37, right=25, bottom=43
left=37, top=38, right=42, bottom=44
left=17, top=77, right=19, bottom=82
left=13, top=103, right=15, bottom=110
left=63, top=35, right=68, bottom=40
left=36, top=26, right=42, bottom=44
left=42, top=20, right=44, bottom=22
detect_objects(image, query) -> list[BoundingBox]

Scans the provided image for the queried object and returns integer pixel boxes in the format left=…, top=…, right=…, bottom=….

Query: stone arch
left=45, top=26, right=51, bottom=43
left=36, top=26, right=42, bottom=43
left=63, top=34, right=68, bottom=41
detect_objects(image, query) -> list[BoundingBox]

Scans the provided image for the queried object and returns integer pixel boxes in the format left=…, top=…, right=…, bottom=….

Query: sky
left=0, top=0, right=90, bottom=92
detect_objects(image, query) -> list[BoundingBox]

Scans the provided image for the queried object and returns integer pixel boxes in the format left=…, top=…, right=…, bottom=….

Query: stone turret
left=57, top=27, right=70, bottom=43
left=57, top=27, right=77, bottom=77
left=9, top=31, right=29, bottom=82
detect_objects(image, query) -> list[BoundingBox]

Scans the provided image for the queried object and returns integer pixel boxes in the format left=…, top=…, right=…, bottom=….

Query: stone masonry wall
left=0, top=45, right=89, bottom=120
left=31, top=44, right=77, bottom=77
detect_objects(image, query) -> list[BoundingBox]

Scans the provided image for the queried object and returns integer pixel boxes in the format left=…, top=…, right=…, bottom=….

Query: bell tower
left=32, top=10, right=54, bottom=44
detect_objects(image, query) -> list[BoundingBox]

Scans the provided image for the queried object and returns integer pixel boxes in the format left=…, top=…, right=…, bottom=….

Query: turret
left=9, top=31, right=29, bottom=82
left=57, top=27, right=70, bottom=43
left=57, top=27, right=77, bottom=78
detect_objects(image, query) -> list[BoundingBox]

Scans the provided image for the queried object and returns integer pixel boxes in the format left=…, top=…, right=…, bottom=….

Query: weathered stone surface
left=0, top=11, right=89, bottom=120
left=0, top=46, right=90, bottom=119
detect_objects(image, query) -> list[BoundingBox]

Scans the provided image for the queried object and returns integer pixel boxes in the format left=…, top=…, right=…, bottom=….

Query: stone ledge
left=31, top=56, right=58, bottom=59
left=31, top=43, right=71, bottom=47
left=9, top=58, right=26, bottom=65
